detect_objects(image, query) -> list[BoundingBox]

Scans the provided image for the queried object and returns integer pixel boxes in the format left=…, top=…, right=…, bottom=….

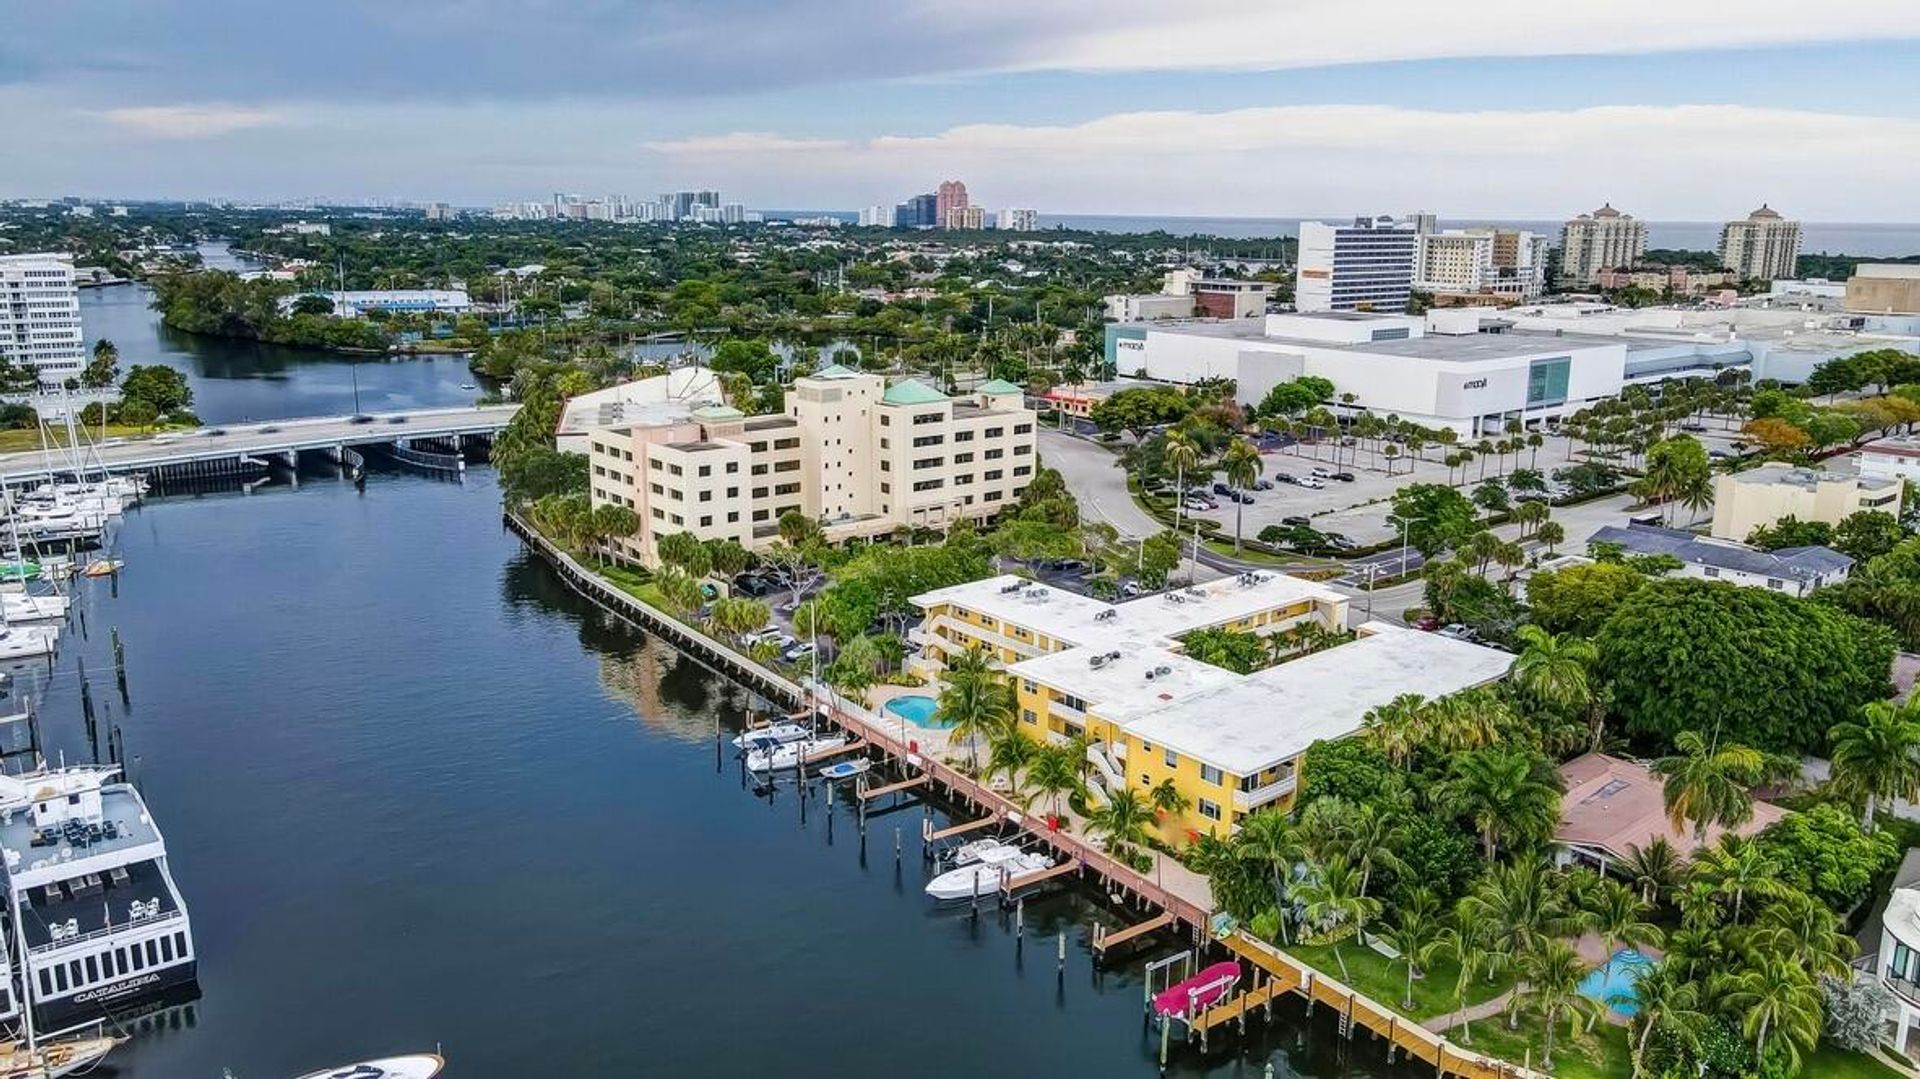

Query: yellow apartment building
left=909, top=573, right=1515, bottom=844
left=1709, top=461, right=1903, bottom=541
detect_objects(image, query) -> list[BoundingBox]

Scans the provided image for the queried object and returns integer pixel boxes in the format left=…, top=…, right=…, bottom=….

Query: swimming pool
left=1579, top=949, right=1656, bottom=1016
left=884, top=695, right=951, bottom=729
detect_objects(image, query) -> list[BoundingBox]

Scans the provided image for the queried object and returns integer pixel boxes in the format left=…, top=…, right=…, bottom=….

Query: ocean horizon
left=764, top=211, right=1920, bottom=258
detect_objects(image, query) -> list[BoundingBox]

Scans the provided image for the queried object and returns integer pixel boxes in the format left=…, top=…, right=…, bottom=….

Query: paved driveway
left=1037, top=429, right=1161, bottom=538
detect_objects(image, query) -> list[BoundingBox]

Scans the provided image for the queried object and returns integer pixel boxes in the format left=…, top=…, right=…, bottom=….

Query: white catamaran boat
left=293, top=1052, right=446, bottom=1079
left=924, top=844, right=1054, bottom=901
left=744, top=736, right=848, bottom=774
left=0, top=765, right=198, bottom=1031
left=729, top=722, right=811, bottom=753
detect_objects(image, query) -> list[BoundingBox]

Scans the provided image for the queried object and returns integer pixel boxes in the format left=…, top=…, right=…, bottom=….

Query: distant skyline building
left=1718, top=204, right=1801, bottom=280
left=0, top=253, right=85, bottom=387
left=1295, top=215, right=1419, bottom=313
left=895, top=193, right=937, bottom=228
left=1415, top=226, right=1550, bottom=300
left=997, top=207, right=1037, bottom=232
left=858, top=205, right=890, bottom=227
left=1559, top=203, right=1649, bottom=287
left=944, top=205, right=984, bottom=230
left=935, top=180, right=969, bottom=228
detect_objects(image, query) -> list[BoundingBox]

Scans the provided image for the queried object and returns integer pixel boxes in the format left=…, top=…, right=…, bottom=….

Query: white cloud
left=973, top=0, right=1920, bottom=73
left=94, top=104, right=282, bottom=140
left=646, top=103, right=1920, bottom=219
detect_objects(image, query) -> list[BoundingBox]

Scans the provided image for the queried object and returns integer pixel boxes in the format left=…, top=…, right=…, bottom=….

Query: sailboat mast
left=9, top=880, right=36, bottom=1054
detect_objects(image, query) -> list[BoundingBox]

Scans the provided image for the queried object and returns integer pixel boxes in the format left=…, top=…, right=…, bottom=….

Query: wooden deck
left=1190, top=978, right=1289, bottom=1035
left=857, top=774, right=928, bottom=801
left=1093, top=912, right=1174, bottom=954
left=1001, top=858, right=1080, bottom=894
left=924, top=813, right=1000, bottom=841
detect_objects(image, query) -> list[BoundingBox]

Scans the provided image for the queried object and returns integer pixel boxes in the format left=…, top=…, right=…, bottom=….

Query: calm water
left=11, top=467, right=1417, bottom=1079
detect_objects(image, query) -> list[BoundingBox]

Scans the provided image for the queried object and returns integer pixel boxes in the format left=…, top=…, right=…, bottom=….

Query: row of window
left=37, top=931, right=188, bottom=997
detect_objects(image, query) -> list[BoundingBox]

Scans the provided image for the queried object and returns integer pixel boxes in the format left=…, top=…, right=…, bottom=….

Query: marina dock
left=510, top=510, right=1548, bottom=1079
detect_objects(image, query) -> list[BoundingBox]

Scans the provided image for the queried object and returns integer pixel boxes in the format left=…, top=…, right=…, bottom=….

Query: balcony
left=1887, top=972, right=1920, bottom=1010
left=1232, top=773, right=1298, bottom=812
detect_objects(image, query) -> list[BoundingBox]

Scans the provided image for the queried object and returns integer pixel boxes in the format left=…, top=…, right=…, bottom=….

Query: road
left=0, top=404, right=519, bottom=482
left=1037, top=429, right=1163, bottom=539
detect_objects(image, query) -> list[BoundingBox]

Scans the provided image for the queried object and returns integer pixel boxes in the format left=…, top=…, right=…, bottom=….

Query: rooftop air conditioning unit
left=1155, top=665, right=1173, bottom=677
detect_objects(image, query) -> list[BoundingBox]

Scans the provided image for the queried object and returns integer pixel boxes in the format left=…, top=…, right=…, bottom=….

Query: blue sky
left=4, top=1, right=1918, bottom=219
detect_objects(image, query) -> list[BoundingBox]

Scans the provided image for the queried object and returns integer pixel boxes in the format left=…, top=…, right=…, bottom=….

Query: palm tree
left=937, top=647, right=1011, bottom=772
left=1829, top=698, right=1920, bottom=828
left=1378, top=897, right=1443, bottom=1008
left=1650, top=730, right=1766, bottom=840
left=1691, top=834, right=1784, bottom=924
left=1460, top=857, right=1569, bottom=959
left=1422, top=693, right=1504, bottom=753
left=1164, top=428, right=1200, bottom=532
left=1220, top=439, right=1263, bottom=554
left=984, top=728, right=1037, bottom=801
left=1627, top=963, right=1706, bottom=1075
left=1340, top=802, right=1407, bottom=902
left=1361, top=693, right=1427, bottom=769
left=1537, top=520, right=1566, bottom=555
left=1435, top=904, right=1507, bottom=1044
left=1758, top=889, right=1856, bottom=979
left=1725, top=953, right=1822, bottom=1071
left=1511, top=625, right=1595, bottom=712
left=1582, top=879, right=1663, bottom=1011
left=1025, top=744, right=1083, bottom=821
left=1292, top=854, right=1381, bottom=980
left=1516, top=939, right=1598, bottom=1071
left=1147, top=778, right=1190, bottom=821
left=1086, top=786, right=1152, bottom=860
left=1235, top=812, right=1300, bottom=944
left=1437, top=746, right=1563, bottom=860
left=1619, top=839, right=1683, bottom=906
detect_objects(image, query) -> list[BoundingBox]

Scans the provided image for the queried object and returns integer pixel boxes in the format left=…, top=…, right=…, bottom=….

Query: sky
left=4, top=0, right=1920, bottom=220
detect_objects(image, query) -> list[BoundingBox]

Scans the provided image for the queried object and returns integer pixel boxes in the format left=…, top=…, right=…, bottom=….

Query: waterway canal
left=9, top=466, right=1424, bottom=1078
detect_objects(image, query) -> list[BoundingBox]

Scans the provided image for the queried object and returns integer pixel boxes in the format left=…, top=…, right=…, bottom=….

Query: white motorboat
left=0, top=594, right=66, bottom=623
left=0, top=626, right=56, bottom=662
left=293, top=1053, right=445, bottom=1079
left=924, top=844, right=1054, bottom=901
left=745, top=735, right=848, bottom=774
left=939, top=837, right=1011, bottom=868
left=730, top=722, right=811, bottom=752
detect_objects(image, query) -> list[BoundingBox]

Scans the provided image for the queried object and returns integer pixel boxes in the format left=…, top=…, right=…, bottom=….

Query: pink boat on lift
left=1152, top=960, right=1242, bottom=1017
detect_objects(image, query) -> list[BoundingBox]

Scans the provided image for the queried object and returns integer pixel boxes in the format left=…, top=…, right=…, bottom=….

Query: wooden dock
left=858, top=774, right=928, bottom=801
left=1002, top=858, right=1080, bottom=894
left=1093, top=911, right=1174, bottom=954
left=1191, top=978, right=1289, bottom=1035
left=794, top=739, right=866, bottom=765
left=925, top=813, right=1000, bottom=841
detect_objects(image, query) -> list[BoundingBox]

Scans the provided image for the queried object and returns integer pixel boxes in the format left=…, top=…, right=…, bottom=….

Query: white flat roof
left=1122, top=623, right=1515, bottom=775
left=1007, top=645, right=1241, bottom=723
left=913, top=572, right=1344, bottom=653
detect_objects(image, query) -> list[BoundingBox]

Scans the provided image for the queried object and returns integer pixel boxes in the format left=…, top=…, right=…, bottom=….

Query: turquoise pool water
left=1579, top=949, right=1656, bottom=1016
left=884, top=695, right=951, bottom=729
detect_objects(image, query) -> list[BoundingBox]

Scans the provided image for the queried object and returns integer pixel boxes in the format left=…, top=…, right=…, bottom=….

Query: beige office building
left=1559, top=203, right=1648, bottom=288
left=1718, top=205, right=1801, bottom=281
left=585, top=366, right=1039, bottom=565
left=1710, top=462, right=1903, bottom=541
left=1847, top=265, right=1920, bottom=315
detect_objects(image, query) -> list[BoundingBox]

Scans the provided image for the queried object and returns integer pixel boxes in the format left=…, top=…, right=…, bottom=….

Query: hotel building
left=584, top=366, right=1038, bottom=565
left=1295, top=216, right=1420, bottom=313
left=1718, top=205, right=1801, bottom=281
left=1559, top=204, right=1648, bottom=288
left=908, top=573, right=1513, bottom=842
left=0, top=253, right=85, bottom=387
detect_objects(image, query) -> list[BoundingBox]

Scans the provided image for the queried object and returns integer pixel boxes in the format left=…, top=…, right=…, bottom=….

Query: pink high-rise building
left=936, top=180, right=969, bottom=227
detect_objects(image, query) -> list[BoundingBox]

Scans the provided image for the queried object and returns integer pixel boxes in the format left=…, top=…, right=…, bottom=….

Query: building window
left=1164, top=748, right=1177, bottom=768
left=912, top=479, right=945, bottom=492
left=954, top=452, right=973, bottom=464
left=753, top=509, right=770, bottom=522
left=1198, top=799, right=1222, bottom=822
left=726, top=486, right=739, bottom=497
left=1200, top=764, right=1223, bottom=785
left=1013, top=445, right=1032, bottom=456
left=698, top=465, right=711, bottom=477
left=912, top=434, right=944, bottom=448
left=985, top=469, right=1003, bottom=480
left=700, top=515, right=712, bottom=527
left=912, top=412, right=942, bottom=426
left=752, top=464, right=768, bottom=475
left=668, top=464, right=682, bottom=476
left=727, top=512, right=739, bottom=523
left=913, top=457, right=943, bottom=470
left=879, top=482, right=890, bottom=493
left=954, top=474, right=972, bottom=485
left=774, top=460, right=801, bottom=473
left=753, top=487, right=768, bottom=498
left=774, top=437, right=800, bottom=450
left=1702, top=566, right=1719, bottom=578
left=726, top=462, right=739, bottom=474
left=1766, top=578, right=1784, bottom=590
left=774, top=482, right=801, bottom=495
left=698, top=490, right=712, bottom=502
left=1014, top=423, right=1032, bottom=434
left=986, top=427, right=1004, bottom=438
left=1013, top=465, right=1031, bottom=477
left=650, top=508, right=664, bottom=520
left=954, top=430, right=974, bottom=443
left=649, top=459, right=662, bottom=471
left=1022, top=709, right=1037, bottom=725
left=750, top=441, right=767, bottom=452
left=880, top=415, right=890, bottom=426
left=985, top=448, right=1004, bottom=460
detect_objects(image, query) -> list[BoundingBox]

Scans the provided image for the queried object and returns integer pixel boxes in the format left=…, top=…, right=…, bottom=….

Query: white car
left=1297, top=477, right=1326, bottom=490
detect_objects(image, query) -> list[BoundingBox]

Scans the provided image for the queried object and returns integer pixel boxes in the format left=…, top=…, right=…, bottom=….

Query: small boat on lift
left=292, top=1052, right=445, bottom=1079
left=924, top=843, right=1053, bottom=901
left=745, top=735, right=848, bottom=774
left=816, top=759, right=872, bottom=781
left=1152, top=961, right=1242, bottom=1018
left=80, top=559, right=122, bottom=578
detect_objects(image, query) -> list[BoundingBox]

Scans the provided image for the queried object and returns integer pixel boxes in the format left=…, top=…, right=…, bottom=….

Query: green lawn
left=0, top=422, right=195, bottom=453
left=1453, top=1008, right=1633, bottom=1079
left=1284, top=940, right=1513, bottom=1021
left=1805, top=1045, right=1904, bottom=1079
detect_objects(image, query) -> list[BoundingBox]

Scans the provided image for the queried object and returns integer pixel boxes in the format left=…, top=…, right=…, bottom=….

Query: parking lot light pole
left=1389, top=514, right=1429, bottom=579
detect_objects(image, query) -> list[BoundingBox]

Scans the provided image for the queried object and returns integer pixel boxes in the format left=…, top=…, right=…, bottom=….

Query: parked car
left=1254, top=479, right=1274, bottom=491
left=1273, top=472, right=1297, bottom=485
left=386, top=416, right=409, bottom=425
left=1310, top=467, right=1333, bottom=479
left=1298, top=477, right=1326, bottom=490
left=1212, top=482, right=1231, bottom=495
left=1282, top=515, right=1312, bottom=528
left=1322, top=533, right=1356, bottom=550
left=783, top=642, right=817, bottom=663
left=1513, top=491, right=1550, bottom=503
left=1679, top=422, right=1708, bottom=433
left=1183, top=498, right=1214, bottom=512
left=348, top=414, right=375, bottom=425
left=1330, top=471, right=1355, bottom=482
left=1437, top=623, right=1481, bottom=642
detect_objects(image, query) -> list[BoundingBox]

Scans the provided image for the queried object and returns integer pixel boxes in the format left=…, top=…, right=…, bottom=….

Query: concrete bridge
left=0, top=404, right=519, bottom=485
